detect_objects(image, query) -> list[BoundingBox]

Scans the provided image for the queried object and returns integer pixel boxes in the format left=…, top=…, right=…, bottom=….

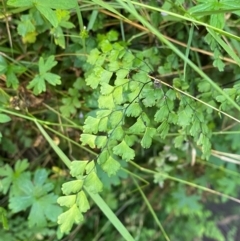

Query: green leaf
left=154, top=105, right=169, bottom=122
left=83, top=116, right=100, bottom=134
left=98, top=94, right=115, bottom=109
left=36, top=0, right=76, bottom=10
left=27, top=75, right=46, bottom=94
left=28, top=56, right=61, bottom=94
left=44, top=72, right=61, bottom=85
left=28, top=193, right=62, bottom=227
left=129, top=117, right=146, bottom=134
left=57, top=195, right=76, bottom=208
left=0, top=56, right=7, bottom=73
left=70, top=161, right=88, bottom=177
left=141, top=127, right=156, bottom=148
left=85, top=161, right=96, bottom=175
left=125, top=102, right=142, bottom=117
left=100, top=83, right=114, bottom=95
left=33, top=169, right=48, bottom=186
left=84, top=172, right=103, bottom=193
left=109, top=111, right=123, bottom=127
left=113, top=86, right=123, bottom=104
left=110, top=126, right=124, bottom=141
left=0, top=207, right=9, bottom=230
left=189, top=120, right=201, bottom=137
left=36, top=5, right=58, bottom=27
left=39, top=56, right=57, bottom=73
left=101, top=155, right=121, bottom=176
left=62, top=180, right=84, bottom=195
left=0, top=114, right=11, bottom=123
left=76, top=191, right=90, bottom=212
left=58, top=204, right=84, bottom=234
left=113, top=140, right=135, bottom=161
left=177, top=105, right=193, bottom=127
left=9, top=192, right=33, bottom=212
left=98, top=117, right=108, bottom=132
left=95, top=136, right=107, bottom=148
left=80, top=134, right=96, bottom=148
left=157, top=120, right=169, bottom=139
left=7, top=0, right=33, bottom=7
left=174, top=135, right=185, bottom=148
left=98, top=150, right=109, bottom=165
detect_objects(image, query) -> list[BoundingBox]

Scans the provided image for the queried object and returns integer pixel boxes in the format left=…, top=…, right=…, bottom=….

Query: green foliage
left=57, top=160, right=102, bottom=233
left=27, top=56, right=61, bottom=94
left=0, top=160, right=62, bottom=228
left=1, top=0, right=240, bottom=240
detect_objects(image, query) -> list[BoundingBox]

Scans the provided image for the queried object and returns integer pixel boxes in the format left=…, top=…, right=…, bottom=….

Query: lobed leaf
left=70, top=161, right=88, bottom=177
left=101, top=155, right=121, bottom=176
left=58, top=204, right=83, bottom=234
left=84, top=172, right=103, bottom=194
left=113, top=140, right=135, bottom=161
left=57, top=195, right=76, bottom=208
left=62, top=180, right=84, bottom=195
left=141, top=127, right=156, bottom=149
left=76, top=191, right=90, bottom=212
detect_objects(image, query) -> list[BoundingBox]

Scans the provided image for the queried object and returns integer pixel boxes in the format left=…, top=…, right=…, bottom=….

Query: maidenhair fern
left=81, top=32, right=213, bottom=171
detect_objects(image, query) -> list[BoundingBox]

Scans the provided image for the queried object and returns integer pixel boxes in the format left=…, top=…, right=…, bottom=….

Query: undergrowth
left=1, top=0, right=240, bottom=240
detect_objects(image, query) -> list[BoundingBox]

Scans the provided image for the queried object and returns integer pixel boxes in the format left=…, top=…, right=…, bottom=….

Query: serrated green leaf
left=125, top=102, right=142, bottom=117
left=110, top=126, right=124, bottom=141
left=113, top=140, right=135, bottom=161
left=100, top=83, right=114, bottom=95
left=157, top=120, right=169, bottom=139
left=44, top=72, right=61, bottom=85
left=97, top=109, right=112, bottom=118
left=113, top=86, right=123, bottom=104
left=98, top=117, right=108, bottom=132
left=129, top=117, right=146, bottom=134
left=27, top=75, right=46, bottom=95
left=6, top=71, right=19, bottom=89
left=98, top=94, right=115, bottom=109
left=39, top=56, right=57, bottom=73
left=154, top=105, right=169, bottom=122
left=87, top=49, right=101, bottom=65
left=0, top=114, right=11, bottom=123
left=98, top=150, right=109, bottom=165
left=83, top=116, right=100, bottom=134
left=142, top=88, right=157, bottom=107
left=62, top=180, right=84, bottom=195
left=84, top=172, right=103, bottom=193
left=85, top=161, right=96, bottom=174
left=76, top=191, right=90, bottom=212
left=57, top=195, right=76, bottom=208
left=189, top=120, right=201, bottom=137
left=58, top=204, right=83, bottom=234
left=70, top=161, right=88, bottom=177
left=109, top=111, right=123, bottom=127
left=80, top=134, right=96, bottom=148
left=141, top=127, right=156, bottom=148
left=95, top=136, right=107, bottom=148
left=85, top=73, right=100, bottom=89
left=101, top=155, right=121, bottom=176
left=177, top=105, right=193, bottom=127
